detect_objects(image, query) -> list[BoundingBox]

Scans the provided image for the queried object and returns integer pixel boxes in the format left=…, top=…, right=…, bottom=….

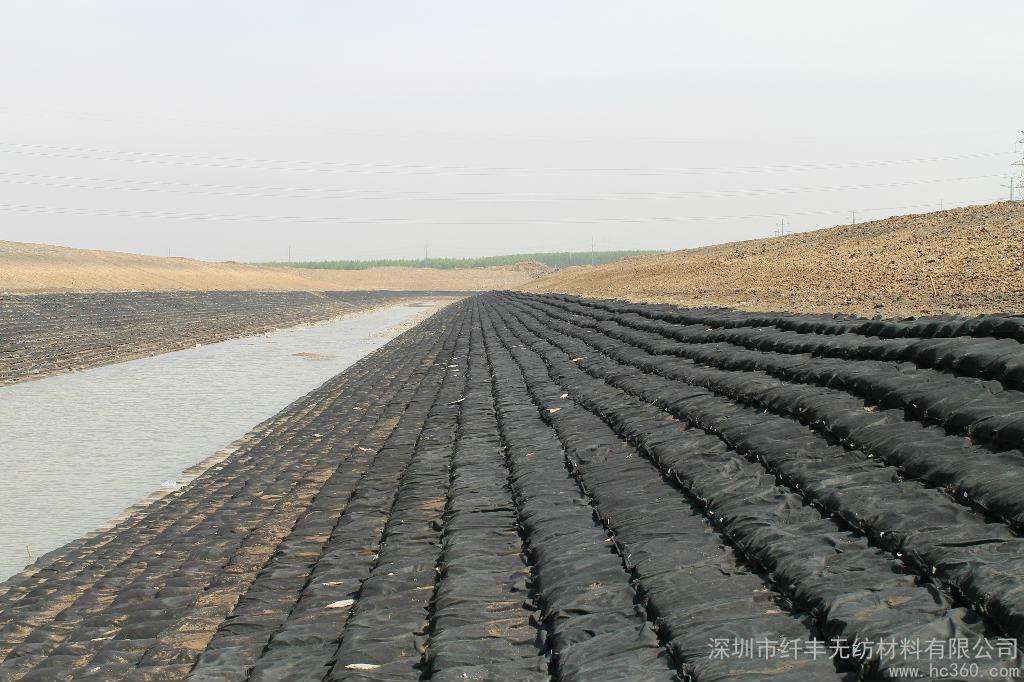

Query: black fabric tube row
left=187, top=309, right=464, bottom=681
left=486, top=298, right=1018, bottom=679
left=524, top=293, right=1024, bottom=452
left=420, top=306, right=547, bottom=680
left=323, top=309, right=472, bottom=680
left=2, top=375, right=379, bottom=680
left=481, top=307, right=676, bottom=680
left=482, top=302, right=852, bottom=680
left=49, top=315, right=456, bottom=681
left=240, top=318, right=462, bottom=682
left=504, top=297, right=1024, bottom=636
left=539, top=292, right=1024, bottom=344
left=494, top=295, right=1024, bottom=663
left=0, top=290, right=461, bottom=386
left=0, top=303, right=465, bottom=681
left=511, top=294, right=1024, bottom=530
left=7, top=292, right=1024, bottom=681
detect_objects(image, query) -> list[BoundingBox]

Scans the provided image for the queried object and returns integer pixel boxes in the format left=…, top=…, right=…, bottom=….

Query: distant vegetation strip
left=264, top=251, right=661, bottom=270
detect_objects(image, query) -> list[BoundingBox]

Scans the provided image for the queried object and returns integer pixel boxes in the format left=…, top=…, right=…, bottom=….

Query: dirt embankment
left=0, top=241, right=550, bottom=293
left=526, top=201, right=1024, bottom=317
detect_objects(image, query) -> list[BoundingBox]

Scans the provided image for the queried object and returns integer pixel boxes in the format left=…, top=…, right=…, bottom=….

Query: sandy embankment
left=526, top=201, right=1024, bottom=318
left=0, top=240, right=549, bottom=293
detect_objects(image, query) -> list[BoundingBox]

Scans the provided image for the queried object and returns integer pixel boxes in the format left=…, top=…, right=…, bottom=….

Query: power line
left=0, top=169, right=1003, bottom=203
left=0, top=105, right=959, bottom=147
left=0, top=141, right=1012, bottom=177
left=0, top=196, right=1001, bottom=227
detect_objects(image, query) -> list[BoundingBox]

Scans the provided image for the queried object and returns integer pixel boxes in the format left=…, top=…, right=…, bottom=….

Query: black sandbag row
left=190, top=313, right=464, bottom=681
left=1, top=290, right=444, bottom=386
left=496, top=298, right=1024, bottom=646
left=0, top=329, right=395, bottom=611
left=0, top=357, right=394, bottom=680
left=534, top=293, right=1024, bottom=391
left=52, top=318, right=453, bottom=682
left=482, top=312, right=676, bottom=681
left=0, top=303, right=464, bottom=681
left=3, top=290, right=362, bottom=384
left=487, top=301, right=1015, bottom=678
left=860, top=315, right=1024, bottom=343
left=423, top=311, right=547, bottom=681
left=245, top=345, right=460, bottom=681
left=325, top=313, right=471, bottom=680
left=538, top=292, right=1024, bottom=343
left=522, top=294, right=1024, bottom=450
left=621, top=313, right=1024, bottom=392
left=511, top=296, right=1024, bottom=529
left=0, top=354, right=355, bottom=620
left=483, top=304, right=848, bottom=681
left=535, top=293, right=859, bottom=335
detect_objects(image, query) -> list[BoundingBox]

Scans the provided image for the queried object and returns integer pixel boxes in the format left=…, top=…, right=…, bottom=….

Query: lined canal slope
left=0, top=290, right=460, bottom=386
left=4, top=292, right=1024, bottom=680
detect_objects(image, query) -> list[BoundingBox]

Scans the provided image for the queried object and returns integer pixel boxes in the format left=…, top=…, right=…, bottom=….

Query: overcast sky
left=1, top=1, right=1022, bottom=261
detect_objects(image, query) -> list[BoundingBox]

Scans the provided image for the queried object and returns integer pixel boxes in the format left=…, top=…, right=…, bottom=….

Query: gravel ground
left=3, top=293, right=1024, bottom=680
left=527, top=201, right=1024, bottom=317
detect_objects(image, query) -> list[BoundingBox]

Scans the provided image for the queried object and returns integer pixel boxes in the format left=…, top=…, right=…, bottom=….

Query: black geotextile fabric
left=539, top=293, right=1024, bottom=390
left=510, top=295, right=1024, bottom=527
left=0, top=290, right=459, bottom=386
left=5, top=293, right=1024, bottom=680
left=540, top=293, right=1024, bottom=342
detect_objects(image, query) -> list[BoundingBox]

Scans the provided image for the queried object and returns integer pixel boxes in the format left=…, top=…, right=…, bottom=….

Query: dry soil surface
left=0, top=240, right=549, bottom=293
left=527, top=201, right=1024, bottom=317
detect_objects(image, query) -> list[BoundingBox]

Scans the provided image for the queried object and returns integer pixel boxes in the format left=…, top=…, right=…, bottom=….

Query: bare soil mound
left=0, top=241, right=543, bottom=293
left=526, top=201, right=1024, bottom=317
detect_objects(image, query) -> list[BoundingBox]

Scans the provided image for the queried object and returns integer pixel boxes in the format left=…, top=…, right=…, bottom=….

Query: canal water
left=0, top=301, right=442, bottom=581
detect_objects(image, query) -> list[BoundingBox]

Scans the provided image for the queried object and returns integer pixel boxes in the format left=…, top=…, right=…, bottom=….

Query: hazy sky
left=1, top=1, right=1022, bottom=261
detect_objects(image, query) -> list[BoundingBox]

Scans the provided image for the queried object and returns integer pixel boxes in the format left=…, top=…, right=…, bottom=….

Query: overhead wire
left=0, top=196, right=1002, bottom=226
left=0, top=141, right=1012, bottom=177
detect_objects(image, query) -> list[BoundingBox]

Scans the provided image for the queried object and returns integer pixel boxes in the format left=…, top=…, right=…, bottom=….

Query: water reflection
left=0, top=302, right=438, bottom=581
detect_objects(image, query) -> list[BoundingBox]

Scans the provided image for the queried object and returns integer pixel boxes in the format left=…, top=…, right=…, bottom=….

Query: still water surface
left=0, top=302, right=437, bottom=581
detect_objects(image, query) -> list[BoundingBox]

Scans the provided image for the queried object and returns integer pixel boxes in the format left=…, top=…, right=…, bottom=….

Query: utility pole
left=424, top=240, right=429, bottom=265
left=1004, top=176, right=1016, bottom=202
left=590, top=237, right=595, bottom=266
left=287, top=245, right=292, bottom=263
left=1013, top=131, right=1024, bottom=199
left=850, top=210, right=857, bottom=225
left=774, top=218, right=787, bottom=237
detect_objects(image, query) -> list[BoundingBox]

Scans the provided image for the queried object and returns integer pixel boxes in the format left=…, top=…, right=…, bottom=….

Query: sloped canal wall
left=0, top=290, right=465, bottom=386
left=3, top=293, right=1024, bottom=680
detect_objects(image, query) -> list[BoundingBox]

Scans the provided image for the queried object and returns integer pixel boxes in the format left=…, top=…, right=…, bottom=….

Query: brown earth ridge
left=526, top=200, right=1024, bottom=318
left=0, top=240, right=548, bottom=293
